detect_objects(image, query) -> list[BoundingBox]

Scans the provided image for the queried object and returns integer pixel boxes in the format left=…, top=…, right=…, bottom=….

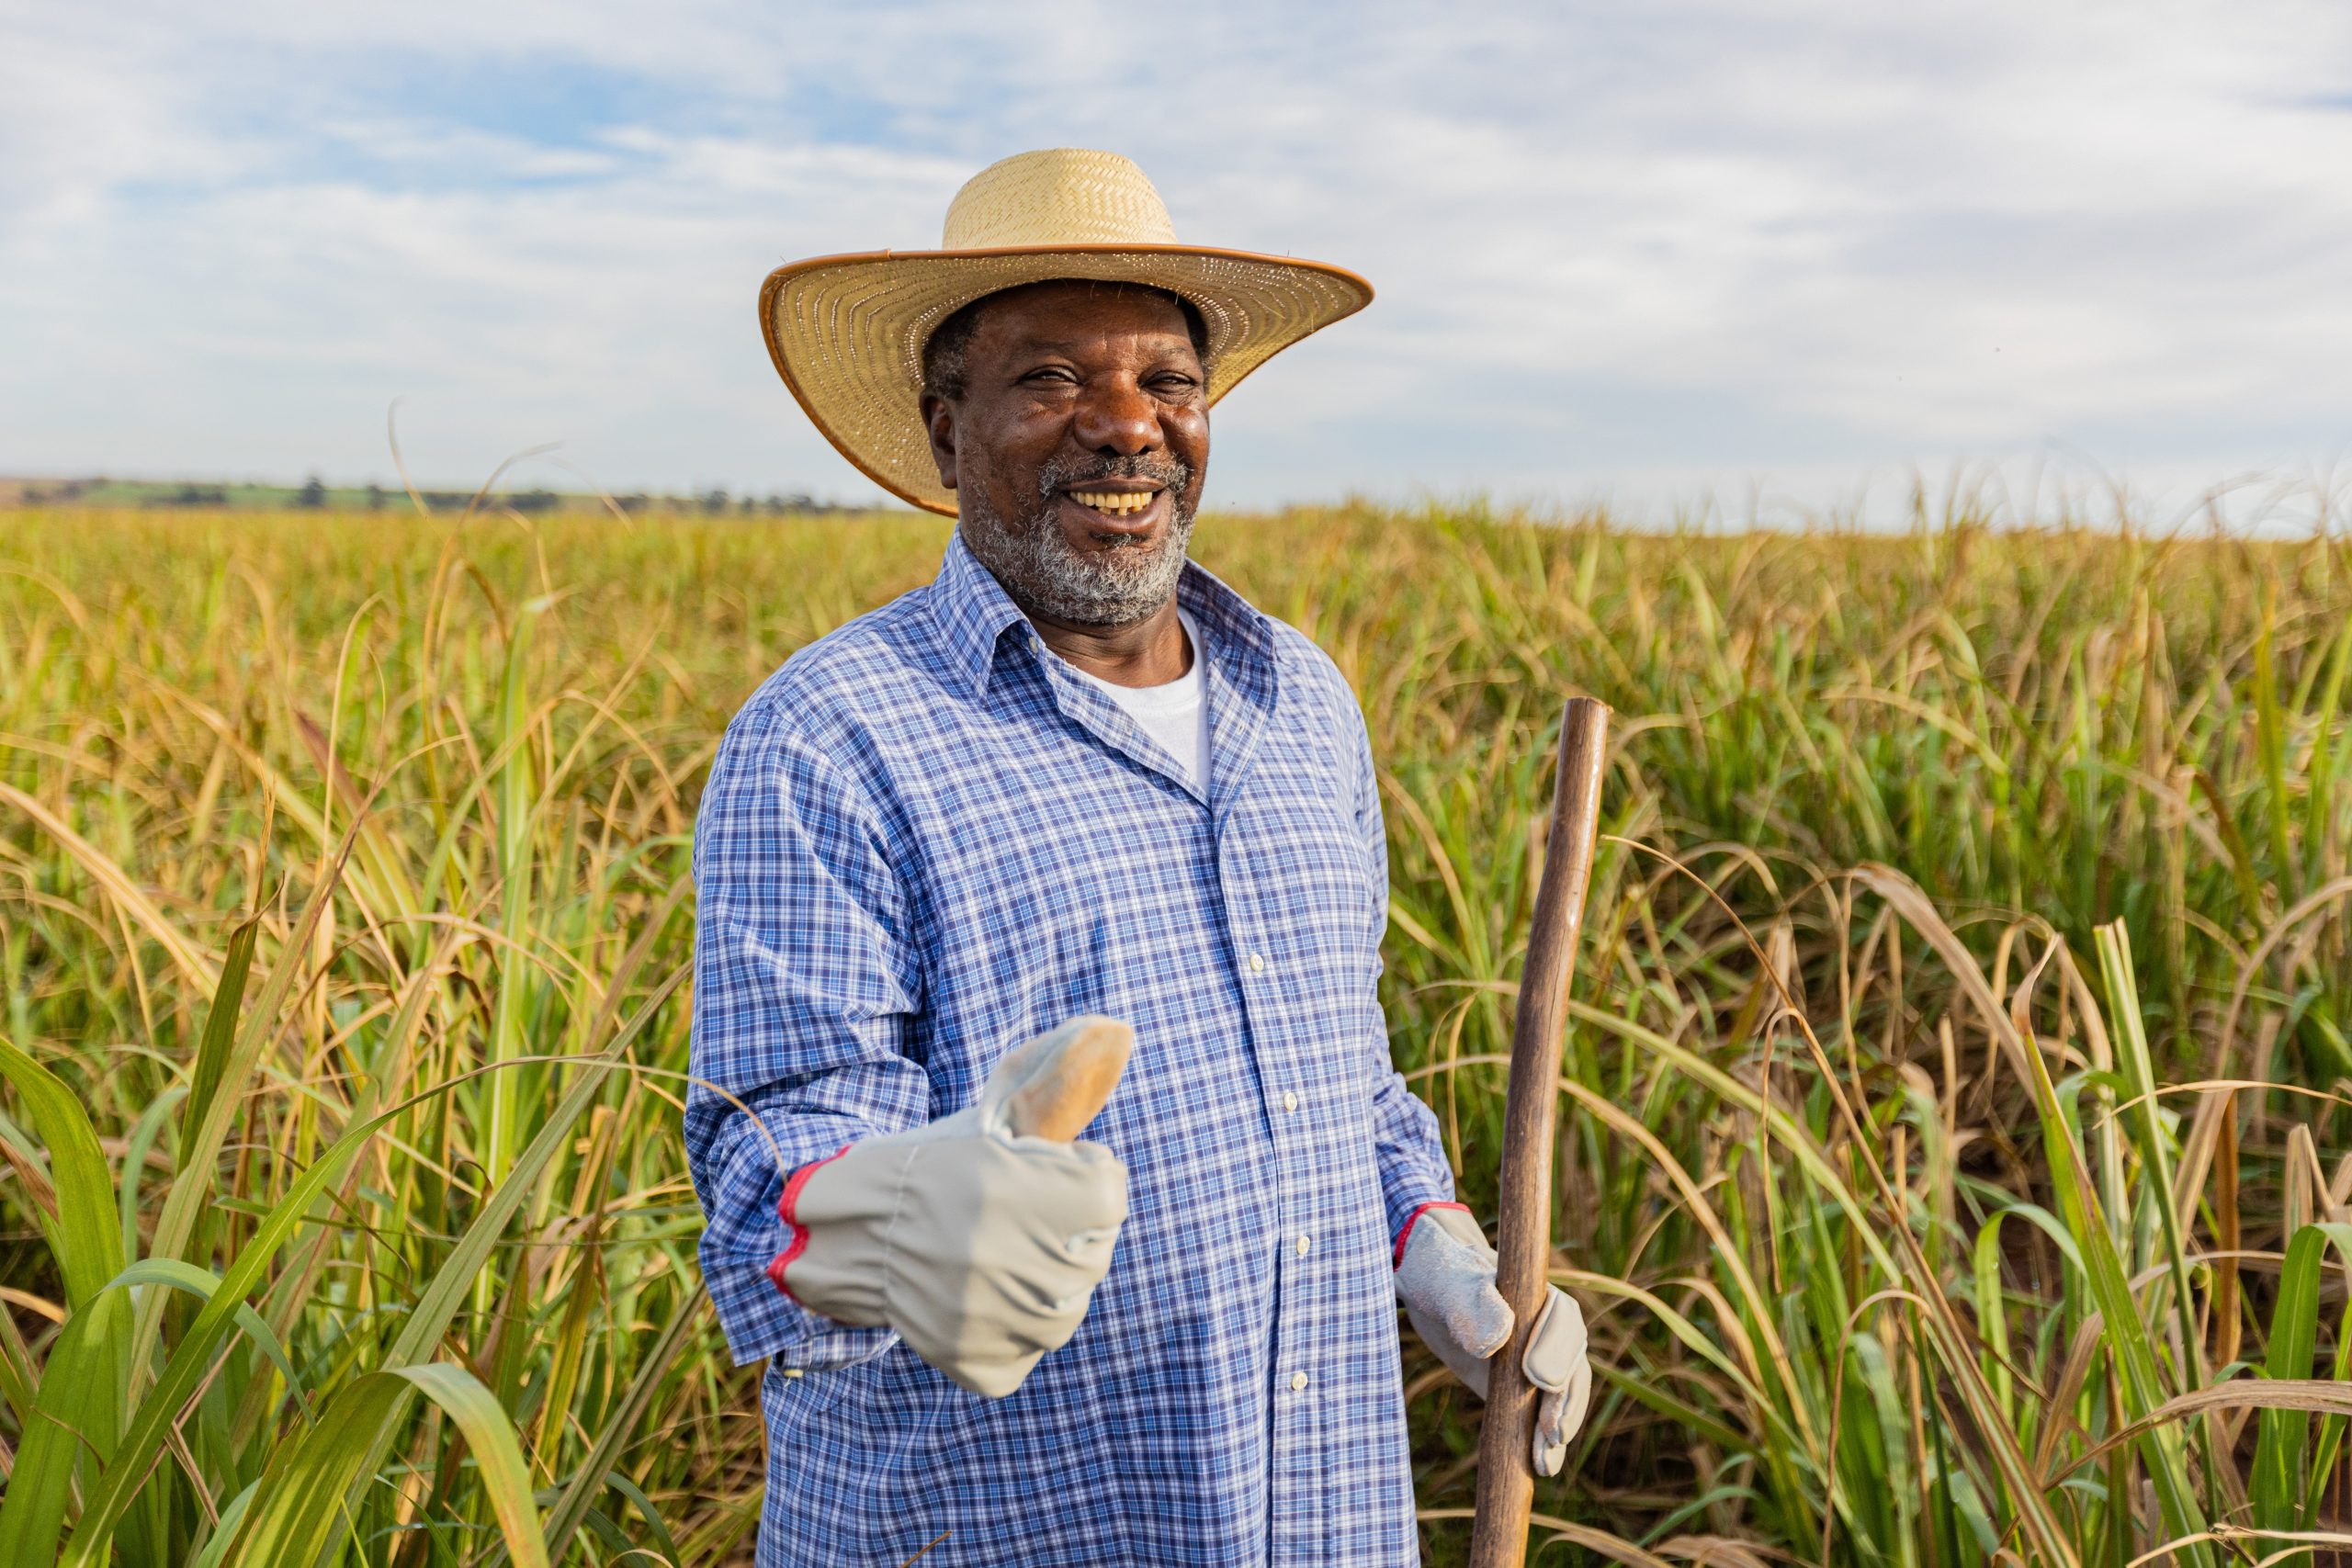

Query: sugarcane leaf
left=188, top=1480, right=261, bottom=1568
left=0, top=1036, right=129, bottom=1564
left=117, top=1083, right=187, bottom=1262
left=541, top=1292, right=704, bottom=1561
left=100, top=1258, right=310, bottom=1423
left=177, top=916, right=258, bottom=1157
left=130, top=832, right=360, bottom=1406
left=0, top=1036, right=125, bottom=1307
left=220, top=1362, right=548, bottom=1568
left=601, top=1469, right=684, bottom=1566
left=54, top=1037, right=529, bottom=1566
left=0, top=1297, right=126, bottom=1566
left=2019, top=989, right=2210, bottom=1554
left=326, top=968, right=684, bottom=1566
left=2253, top=1222, right=2352, bottom=1533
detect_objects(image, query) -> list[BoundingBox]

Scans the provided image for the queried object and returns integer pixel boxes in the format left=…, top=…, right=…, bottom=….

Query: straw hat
left=757, top=148, right=1374, bottom=515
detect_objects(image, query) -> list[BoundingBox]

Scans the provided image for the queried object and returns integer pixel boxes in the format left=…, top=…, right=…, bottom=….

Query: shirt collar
left=928, top=531, right=1031, bottom=700
left=927, top=528, right=1277, bottom=700
left=1172, top=552, right=1277, bottom=675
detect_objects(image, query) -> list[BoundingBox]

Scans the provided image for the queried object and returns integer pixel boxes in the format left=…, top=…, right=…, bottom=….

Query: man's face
left=922, top=280, right=1210, bottom=628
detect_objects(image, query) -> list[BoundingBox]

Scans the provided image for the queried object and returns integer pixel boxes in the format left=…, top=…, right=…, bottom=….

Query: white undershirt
left=1070, top=609, right=1209, bottom=790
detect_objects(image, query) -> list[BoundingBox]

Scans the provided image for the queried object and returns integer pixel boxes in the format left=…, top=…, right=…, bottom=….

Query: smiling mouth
left=1064, top=488, right=1162, bottom=519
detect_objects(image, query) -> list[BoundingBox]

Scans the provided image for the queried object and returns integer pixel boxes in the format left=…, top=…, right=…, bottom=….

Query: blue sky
left=6, top=1, right=2352, bottom=522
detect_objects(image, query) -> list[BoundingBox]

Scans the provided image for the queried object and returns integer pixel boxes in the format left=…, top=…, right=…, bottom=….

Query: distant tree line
left=15, top=476, right=870, bottom=515
left=678, top=489, right=855, bottom=515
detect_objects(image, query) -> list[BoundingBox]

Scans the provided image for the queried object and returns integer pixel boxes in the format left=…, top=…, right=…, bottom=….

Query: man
left=688, top=148, right=1594, bottom=1567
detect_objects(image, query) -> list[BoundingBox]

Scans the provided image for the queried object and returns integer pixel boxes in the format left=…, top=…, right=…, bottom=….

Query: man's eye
left=1024, top=367, right=1079, bottom=386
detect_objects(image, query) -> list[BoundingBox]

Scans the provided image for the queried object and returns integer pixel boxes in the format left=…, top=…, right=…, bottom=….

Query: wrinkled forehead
left=951, top=280, right=1207, bottom=355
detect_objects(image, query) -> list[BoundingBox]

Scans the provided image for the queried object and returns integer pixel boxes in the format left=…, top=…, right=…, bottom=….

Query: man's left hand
left=1393, top=1204, right=1594, bottom=1476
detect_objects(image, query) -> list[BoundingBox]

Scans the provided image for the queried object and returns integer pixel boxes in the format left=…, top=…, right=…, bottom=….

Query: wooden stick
left=1467, top=696, right=1611, bottom=1568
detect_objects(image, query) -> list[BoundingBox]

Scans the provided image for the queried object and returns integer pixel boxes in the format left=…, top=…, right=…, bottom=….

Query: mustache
left=1035, top=453, right=1193, bottom=501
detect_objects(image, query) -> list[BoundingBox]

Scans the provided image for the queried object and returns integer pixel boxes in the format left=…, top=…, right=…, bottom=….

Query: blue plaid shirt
left=687, top=532, right=1454, bottom=1566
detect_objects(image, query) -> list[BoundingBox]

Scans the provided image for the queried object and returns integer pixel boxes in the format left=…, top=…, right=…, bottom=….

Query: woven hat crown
left=942, top=149, right=1180, bottom=250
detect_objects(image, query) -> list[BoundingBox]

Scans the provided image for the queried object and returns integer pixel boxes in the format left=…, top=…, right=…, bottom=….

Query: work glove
left=769, top=1018, right=1131, bottom=1399
left=1393, top=1203, right=1594, bottom=1476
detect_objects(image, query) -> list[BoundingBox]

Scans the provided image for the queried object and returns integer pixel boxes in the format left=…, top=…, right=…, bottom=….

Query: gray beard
left=957, top=459, right=1197, bottom=628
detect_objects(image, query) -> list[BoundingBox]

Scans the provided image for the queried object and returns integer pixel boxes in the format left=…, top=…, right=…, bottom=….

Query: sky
left=6, top=1, right=2352, bottom=525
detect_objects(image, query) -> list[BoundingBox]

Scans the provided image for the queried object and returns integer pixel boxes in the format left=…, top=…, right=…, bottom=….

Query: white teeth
left=1070, top=490, right=1155, bottom=515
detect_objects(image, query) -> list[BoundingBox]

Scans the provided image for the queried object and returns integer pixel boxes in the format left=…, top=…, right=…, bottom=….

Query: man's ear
left=919, top=391, right=959, bottom=492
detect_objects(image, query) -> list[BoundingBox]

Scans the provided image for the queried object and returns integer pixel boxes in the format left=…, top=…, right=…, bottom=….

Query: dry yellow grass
left=2, top=502, right=2347, bottom=1565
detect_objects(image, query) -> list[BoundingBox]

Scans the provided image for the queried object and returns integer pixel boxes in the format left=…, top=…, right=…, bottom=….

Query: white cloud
left=5, top=0, right=2351, bottom=520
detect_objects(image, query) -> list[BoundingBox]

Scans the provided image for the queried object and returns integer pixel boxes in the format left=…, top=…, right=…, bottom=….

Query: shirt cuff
left=1376, top=1156, right=1458, bottom=1254
left=697, top=1115, right=898, bottom=1369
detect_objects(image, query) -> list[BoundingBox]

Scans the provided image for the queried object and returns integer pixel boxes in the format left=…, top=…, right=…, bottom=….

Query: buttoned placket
left=1026, top=586, right=1332, bottom=1559
left=1036, top=608, right=1319, bottom=1435
left=1186, top=635, right=1328, bottom=1561
left=1232, top=911, right=1319, bottom=1554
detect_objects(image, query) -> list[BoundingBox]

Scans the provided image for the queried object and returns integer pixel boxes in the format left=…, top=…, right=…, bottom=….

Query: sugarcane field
left=6, top=6, right=2351, bottom=1567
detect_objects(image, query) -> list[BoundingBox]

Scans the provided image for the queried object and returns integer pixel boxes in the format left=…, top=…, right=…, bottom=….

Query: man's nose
left=1072, top=377, right=1161, bottom=456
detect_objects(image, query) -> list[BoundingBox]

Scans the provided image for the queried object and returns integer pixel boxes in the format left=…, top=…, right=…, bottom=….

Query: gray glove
left=1394, top=1203, right=1594, bottom=1476
left=771, top=1020, right=1131, bottom=1398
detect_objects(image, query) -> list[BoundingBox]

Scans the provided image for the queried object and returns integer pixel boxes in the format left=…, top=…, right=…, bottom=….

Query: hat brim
left=758, top=243, right=1374, bottom=515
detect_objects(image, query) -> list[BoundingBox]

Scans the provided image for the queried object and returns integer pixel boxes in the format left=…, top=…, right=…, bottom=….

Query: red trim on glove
left=765, top=1146, right=851, bottom=1303
left=1393, top=1200, right=1473, bottom=1268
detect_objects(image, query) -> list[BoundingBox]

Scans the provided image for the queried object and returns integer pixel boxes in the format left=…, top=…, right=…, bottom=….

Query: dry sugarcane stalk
left=1467, top=695, right=1611, bottom=1568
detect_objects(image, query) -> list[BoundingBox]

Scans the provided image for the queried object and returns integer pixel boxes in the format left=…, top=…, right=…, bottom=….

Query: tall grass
left=1, top=502, right=2346, bottom=1565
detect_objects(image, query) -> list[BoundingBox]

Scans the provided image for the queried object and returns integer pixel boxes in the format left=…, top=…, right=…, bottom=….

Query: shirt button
left=1282, top=1090, right=1298, bottom=1112
left=1295, top=1234, right=1311, bottom=1257
left=1290, top=1371, right=1309, bottom=1393
left=1249, top=953, right=1265, bottom=973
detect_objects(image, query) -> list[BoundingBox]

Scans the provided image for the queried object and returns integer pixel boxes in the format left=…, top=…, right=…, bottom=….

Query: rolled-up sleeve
left=687, top=699, right=930, bottom=1367
left=1346, top=704, right=1457, bottom=1241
